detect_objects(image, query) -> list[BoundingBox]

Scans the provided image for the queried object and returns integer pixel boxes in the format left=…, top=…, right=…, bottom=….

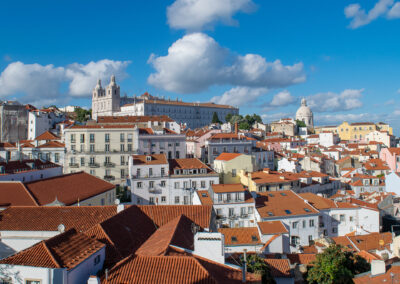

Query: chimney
left=87, top=276, right=100, bottom=284
left=371, top=260, right=386, bottom=276
left=235, top=122, right=238, bottom=134
left=194, top=232, right=225, bottom=264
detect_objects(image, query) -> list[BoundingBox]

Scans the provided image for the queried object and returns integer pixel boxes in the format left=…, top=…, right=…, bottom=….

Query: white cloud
left=0, top=60, right=130, bottom=106
left=306, top=89, right=364, bottom=112
left=345, top=0, right=400, bottom=28
left=261, top=112, right=293, bottom=122
left=148, top=33, right=305, bottom=94
left=211, top=86, right=267, bottom=106
left=388, top=2, right=400, bottom=18
left=66, top=59, right=130, bottom=96
left=167, top=0, right=256, bottom=31
left=393, top=109, right=400, bottom=116
left=268, top=90, right=296, bottom=107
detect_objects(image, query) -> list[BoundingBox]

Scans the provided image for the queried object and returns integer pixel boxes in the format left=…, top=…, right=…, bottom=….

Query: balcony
left=89, top=163, right=100, bottom=168
left=104, top=175, right=115, bottom=181
left=149, top=189, right=162, bottom=194
left=104, top=162, right=115, bottom=168
left=240, top=214, right=249, bottom=218
left=216, top=214, right=226, bottom=220
left=69, top=163, right=79, bottom=168
left=228, top=214, right=238, bottom=220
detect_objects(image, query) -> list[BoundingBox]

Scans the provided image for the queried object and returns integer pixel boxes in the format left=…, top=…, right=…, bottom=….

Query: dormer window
left=146, top=156, right=152, bottom=161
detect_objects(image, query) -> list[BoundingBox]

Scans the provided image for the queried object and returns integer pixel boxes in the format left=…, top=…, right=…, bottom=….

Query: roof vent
left=58, top=224, right=65, bottom=233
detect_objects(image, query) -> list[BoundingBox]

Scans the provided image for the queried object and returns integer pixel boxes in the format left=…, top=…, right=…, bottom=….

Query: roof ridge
left=20, top=182, right=40, bottom=206
left=192, top=256, right=218, bottom=283
left=42, top=241, right=62, bottom=268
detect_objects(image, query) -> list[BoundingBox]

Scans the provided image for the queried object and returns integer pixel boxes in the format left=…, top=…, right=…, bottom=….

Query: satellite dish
left=58, top=224, right=65, bottom=233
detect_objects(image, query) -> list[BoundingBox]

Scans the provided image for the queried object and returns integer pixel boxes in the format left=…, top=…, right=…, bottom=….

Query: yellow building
left=213, top=153, right=253, bottom=184
left=336, top=122, right=393, bottom=141
left=314, top=125, right=338, bottom=134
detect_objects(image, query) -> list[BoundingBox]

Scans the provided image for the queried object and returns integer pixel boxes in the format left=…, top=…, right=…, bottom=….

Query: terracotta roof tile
left=0, top=181, right=38, bottom=207
left=286, top=253, right=317, bottom=265
left=24, top=172, right=115, bottom=206
left=264, top=258, right=292, bottom=278
left=299, top=193, right=358, bottom=210
left=35, top=131, right=60, bottom=141
left=257, top=221, right=288, bottom=235
left=256, top=190, right=319, bottom=218
left=132, top=154, right=168, bottom=165
left=212, top=183, right=245, bottom=193
left=169, top=158, right=213, bottom=172
left=218, top=227, right=261, bottom=246
left=215, top=152, right=243, bottom=161
left=0, top=228, right=104, bottom=269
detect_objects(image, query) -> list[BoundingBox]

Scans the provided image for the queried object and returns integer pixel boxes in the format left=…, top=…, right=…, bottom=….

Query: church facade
left=91, top=76, right=239, bottom=129
left=295, top=98, right=314, bottom=128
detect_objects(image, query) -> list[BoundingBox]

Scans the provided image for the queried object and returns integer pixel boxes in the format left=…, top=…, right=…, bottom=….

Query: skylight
left=268, top=194, right=274, bottom=197
left=268, top=212, right=274, bottom=216
left=280, top=192, right=287, bottom=196
left=231, top=236, right=237, bottom=242
left=304, top=208, right=311, bottom=212
left=251, top=236, right=258, bottom=242
left=285, top=210, right=292, bottom=214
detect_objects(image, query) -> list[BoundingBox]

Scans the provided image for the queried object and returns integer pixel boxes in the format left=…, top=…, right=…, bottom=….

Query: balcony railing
left=69, top=163, right=79, bottom=168
left=149, top=189, right=162, bottom=194
left=89, top=163, right=100, bottom=168
left=104, top=162, right=115, bottom=168
left=104, top=175, right=115, bottom=181
left=228, top=214, right=238, bottom=220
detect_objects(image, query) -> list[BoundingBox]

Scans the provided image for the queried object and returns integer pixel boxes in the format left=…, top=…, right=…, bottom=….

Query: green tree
left=239, top=121, right=250, bottom=130
left=74, top=108, right=92, bottom=122
left=245, top=254, right=276, bottom=284
left=296, top=119, right=307, bottom=128
left=230, top=115, right=243, bottom=124
left=225, top=113, right=233, bottom=123
left=212, top=112, right=222, bottom=124
left=253, top=114, right=262, bottom=123
left=307, top=244, right=369, bottom=284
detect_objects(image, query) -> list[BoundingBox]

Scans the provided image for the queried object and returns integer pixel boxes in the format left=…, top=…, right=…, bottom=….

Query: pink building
left=379, top=148, right=400, bottom=172
left=186, top=129, right=221, bottom=158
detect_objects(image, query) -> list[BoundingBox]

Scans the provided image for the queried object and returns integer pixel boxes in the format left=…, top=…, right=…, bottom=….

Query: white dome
left=296, top=98, right=312, bottom=118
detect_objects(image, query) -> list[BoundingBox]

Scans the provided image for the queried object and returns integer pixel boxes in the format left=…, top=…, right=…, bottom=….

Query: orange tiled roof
left=354, top=264, right=400, bottom=284
left=0, top=182, right=38, bottom=207
left=196, top=190, right=213, bottom=205
left=36, top=140, right=65, bottom=148
left=35, top=131, right=60, bottom=141
left=136, top=215, right=195, bottom=256
left=257, top=221, right=288, bottom=235
left=24, top=172, right=115, bottom=206
left=218, top=227, right=261, bottom=246
left=132, top=154, right=168, bottom=165
left=169, top=158, right=213, bottom=171
left=102, top=254, right=257, bottom=283
left=264, top=258, right=292, bottom=278
left=212, top=183, right=245, bottom=193
left=0, top=228, right=105, bottom=269
left=215, top=152, right=243, bottom=161
left=299, top=193, right=358, bottom=210
left=286, top=253, right=317, bottom=265
left=256, top=190, right=319, bottom=218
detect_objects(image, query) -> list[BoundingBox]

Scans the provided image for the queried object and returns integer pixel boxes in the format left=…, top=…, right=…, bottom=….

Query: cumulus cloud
left=306, top=89, right=364, bottom=112
left=345, top=0, right=400, bottom=28
left=0, top=60, right=130, bottom=106
left=267, top=90, right=296, bottom=107
left=66, top=59, right=130, bottom=96
left=211, top=86, right=267, bottom=106
left=167, top=0, right=256, bottom=31
left=148, top=33, right=305, bottom=94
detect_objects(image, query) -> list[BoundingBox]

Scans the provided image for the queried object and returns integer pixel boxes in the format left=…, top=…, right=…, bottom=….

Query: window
left=227, top=193, right=231, bottom=201
left=241, top=207, right=246, bottom=216
left=309, top=219, right=315, bottom=227
left=209, top=180, right=214, bottom=186
left=161, top=180, right=166, bottom=187
left=25, top=281, right=41, bottom=284
left=349, top=216, right=354, bottom=222
left=120, top=144, right=125, bottom=152
left=70, top=134, right=76, bottom=143
left=291, top=236, right=299, bottom=246
left=184, top=196, right=189, bottom=205
left=149, top=197, right=154, bottom=204
left=248, top=207, right=253, bottom=214
left=149, top=168, right=153, bottom=177
left=101, top=198, right=105, bottom=205
left=80, top=157, right=85, bottom=166
left=285, top=209, right=292, bottom=214
left=137, top=182, right=142, bottom=188
left=183, top=181, right=188, bottom=188
left=308, top=235, right=313, bottom=242
left=120, top=133, right=125, bottom=142
left=90, top=144, right=95, bottom=152
left=120, top=169, right=125, bottom=178
left=302, top=220, right=306, bottom=228
left=128, top=144, right=133, bottom=152
left=161, top=167, right=165, bottom=176
left=229, top=208, right=234, bottom=217
left=292, top=221, right=298, bottom=229
left=175, top=196, right=180, bottom=204
left=120, top=156, right=125, bottom=165
left=105, top=133, right=110, bottom=142
left=201, top=181, right=206, bottom=188
left=149, top=181, right=154, bottom=188
left=232, top=169, right=237, bottom=177
left=174, top=182, right=179, bottom=189
left=90, top=169, right=95, bottom=175
left=71, top=145, right=76, bottom=151
left=240, top=221, right=244, bottom=228
left=94, top=255, right=101, bottom=265
left=127, top=133, right=133, bottom=142
left=90, top=133, right=95, bottom=143
left=340, top=214, right=345, bottom=222
left=192, top=181, right=196, bottom=188
left=161, top=196, right=166, bottom=202
left=332, top=227, right=337, bottom=233
left=55, top=153, right=59, bottom=163
left=105, top=144, right=110, bottom=152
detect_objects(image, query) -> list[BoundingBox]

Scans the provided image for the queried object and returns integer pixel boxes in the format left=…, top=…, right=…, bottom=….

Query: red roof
left=35, top=131, right=60, bottom=141
left=257, top=221, right=288, bottom=235
left=215, top=152, right=243, bottom=161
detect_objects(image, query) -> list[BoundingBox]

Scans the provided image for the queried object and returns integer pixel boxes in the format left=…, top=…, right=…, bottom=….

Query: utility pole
left=242, top=249, right=247, bottom=283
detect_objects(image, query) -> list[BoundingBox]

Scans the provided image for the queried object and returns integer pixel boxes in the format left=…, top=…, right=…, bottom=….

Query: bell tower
left=105, top=75, right=121, bottom=113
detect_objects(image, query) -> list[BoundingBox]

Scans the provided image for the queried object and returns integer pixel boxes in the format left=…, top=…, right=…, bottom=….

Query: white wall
left=0, top=166, right=62, bottom=182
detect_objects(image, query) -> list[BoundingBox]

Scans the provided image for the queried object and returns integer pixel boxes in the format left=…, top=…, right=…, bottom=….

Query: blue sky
left=1, top=0, right=400, bottom=132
